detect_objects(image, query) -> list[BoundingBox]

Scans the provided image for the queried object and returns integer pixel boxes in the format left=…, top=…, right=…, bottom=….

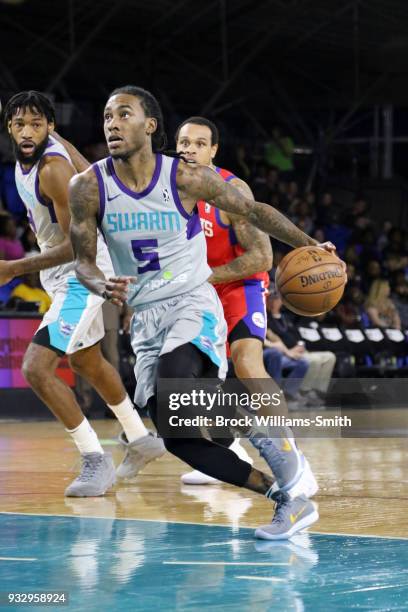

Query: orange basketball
left=275, top=246, right=346, bottom=316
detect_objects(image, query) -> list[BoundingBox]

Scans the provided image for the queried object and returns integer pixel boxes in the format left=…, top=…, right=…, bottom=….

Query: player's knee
left=69, top=351, right=101, bottom=378
left=69, top=353, right=88, bottom=375
left=157, top=357, right=178, bottom=379
left=22, top=354, right=44, bottom=388
left=158, top=343, right=208, bottom=379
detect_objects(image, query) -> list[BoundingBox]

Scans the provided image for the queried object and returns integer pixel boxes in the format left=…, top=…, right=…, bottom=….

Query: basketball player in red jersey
left=176, top=117, right=318, bottom=498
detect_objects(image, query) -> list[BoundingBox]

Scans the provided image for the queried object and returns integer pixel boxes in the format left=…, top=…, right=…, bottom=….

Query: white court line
left=203, top=540, right=253, bottom=547
left=337, top=584, right=407, bottom=595
left=163, top=561, right=290, bottom=566
left=0, top=511, right=244, bottom=529
left=310, top=529, right=408, bottom=541
left=235, top=576, right=287, bottom=583
left=0, top=557, right=37, bottom=561
left=1, top=512, right=407, bottom=541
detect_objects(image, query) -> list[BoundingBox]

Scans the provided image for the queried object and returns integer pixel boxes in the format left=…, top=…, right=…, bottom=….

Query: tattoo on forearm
left=69, top=173, right=106, bottom=293
left=246, top=204, right=316, bottom=249
left=182, top=164, right=317, bottom=249
left=69, top=174, right=98, bottom=263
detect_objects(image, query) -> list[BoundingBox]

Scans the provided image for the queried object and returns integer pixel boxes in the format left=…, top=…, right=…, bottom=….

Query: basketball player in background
left=0, top=91, right=164, bottom=497
left=176, top=117, right=317, bottom=496
left=68, top=86, right=343, bottom=538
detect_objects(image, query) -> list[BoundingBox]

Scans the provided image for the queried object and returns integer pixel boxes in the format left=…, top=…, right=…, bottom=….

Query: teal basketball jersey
left=93, top=153, right=211, bottom=308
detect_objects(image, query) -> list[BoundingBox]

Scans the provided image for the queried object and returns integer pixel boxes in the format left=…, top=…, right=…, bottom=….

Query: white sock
left=67, top=417, right=104, bottom=454
left=108, top=395, right=148, bottom=443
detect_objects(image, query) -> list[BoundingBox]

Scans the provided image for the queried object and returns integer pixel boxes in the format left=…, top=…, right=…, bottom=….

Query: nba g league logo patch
left=252, top=312, right=265, bottom=328
left=58, top=317, right=77, bottom=337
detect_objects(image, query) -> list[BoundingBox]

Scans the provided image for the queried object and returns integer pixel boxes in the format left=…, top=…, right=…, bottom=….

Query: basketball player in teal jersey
left=69, top=85, right=341, bottom=539
left=0, top=91, right=165, bottom=498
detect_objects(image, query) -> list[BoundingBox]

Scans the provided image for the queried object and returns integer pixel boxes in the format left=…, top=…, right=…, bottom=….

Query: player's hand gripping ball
left=275, top=246, right=347, bottom=316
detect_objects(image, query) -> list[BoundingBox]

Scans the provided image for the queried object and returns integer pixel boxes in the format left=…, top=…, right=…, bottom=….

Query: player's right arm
left=0, top=156, right=75, bottom=285
left=177, top=162, right=320, bottom=249
left=177, top=162, right=347, bottom=276
left=69, top=169, right=133, bottom=306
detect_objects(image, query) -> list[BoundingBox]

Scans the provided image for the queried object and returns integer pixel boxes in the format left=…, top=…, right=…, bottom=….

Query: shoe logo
left=290, top=506, right=307, bottom=524
left=282, top=438, right=292, bottom=452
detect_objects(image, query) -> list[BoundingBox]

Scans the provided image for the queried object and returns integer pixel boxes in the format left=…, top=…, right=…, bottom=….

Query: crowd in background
left=1, top=128, right=408, bottom=329
left=228, top=128, right=408, bottom=334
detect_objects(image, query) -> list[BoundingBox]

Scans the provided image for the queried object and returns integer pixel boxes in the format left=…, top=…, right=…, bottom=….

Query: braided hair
left=109, top=85, right=167, bottom=152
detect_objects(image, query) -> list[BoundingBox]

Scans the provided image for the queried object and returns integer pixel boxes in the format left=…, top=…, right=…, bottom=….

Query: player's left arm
left=177, top=162, right=331, bottom=251
left=0, top=157, right=75, bottom=284
left=208, top=178, right=273, bottom=284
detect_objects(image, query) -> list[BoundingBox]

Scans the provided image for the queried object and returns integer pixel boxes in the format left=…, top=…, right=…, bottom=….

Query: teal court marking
left=0, top=513, right=407, bottom=611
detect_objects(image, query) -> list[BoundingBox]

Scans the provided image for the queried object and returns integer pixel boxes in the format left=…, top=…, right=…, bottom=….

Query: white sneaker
left=180, top=439, right=253, bottom=485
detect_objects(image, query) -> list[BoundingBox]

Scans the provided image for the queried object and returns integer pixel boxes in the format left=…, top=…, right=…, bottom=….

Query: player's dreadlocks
left=109, top=85, right=167, bottom=152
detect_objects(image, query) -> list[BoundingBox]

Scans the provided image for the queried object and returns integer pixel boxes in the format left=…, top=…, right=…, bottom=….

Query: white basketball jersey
left=93, top=153, right=211, bottom=308
left=15, top=135, right=72, bottom=252
left=15, top=135, right=113, bottom=294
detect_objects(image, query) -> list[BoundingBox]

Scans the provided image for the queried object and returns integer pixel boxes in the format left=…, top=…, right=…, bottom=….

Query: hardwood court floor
left=0, top=417, right=407, bottom=538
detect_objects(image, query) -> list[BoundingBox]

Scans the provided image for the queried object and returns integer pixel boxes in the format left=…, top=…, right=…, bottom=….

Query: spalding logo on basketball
left=275, top=246, right=346, bottom=316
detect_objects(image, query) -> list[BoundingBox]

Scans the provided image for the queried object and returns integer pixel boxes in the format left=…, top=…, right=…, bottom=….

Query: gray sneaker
left=250, top=436, right=318, bottom=499
left=64, top=452, right=116, bottom=497
left=255, top=492, right=319, bottom=540
left=116, top=431, right=166, bottom=480
left=250, top=434, right=304, bottom=491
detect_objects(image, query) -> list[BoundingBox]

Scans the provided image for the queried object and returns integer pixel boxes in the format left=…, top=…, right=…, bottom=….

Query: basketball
left=275, top=246, right=346, bottom=316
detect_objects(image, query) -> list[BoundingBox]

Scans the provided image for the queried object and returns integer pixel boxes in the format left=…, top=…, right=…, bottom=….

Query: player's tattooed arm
left=208, top=179, right=273, bottom=284
left=69, top=169, right=134, bottom=306
left=177, top=163, right=319, bottom=249
left=69, top=170, right=106, bottom=295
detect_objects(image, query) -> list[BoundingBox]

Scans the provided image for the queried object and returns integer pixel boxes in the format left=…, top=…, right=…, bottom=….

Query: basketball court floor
left=1, top=417, right=407, bottom=611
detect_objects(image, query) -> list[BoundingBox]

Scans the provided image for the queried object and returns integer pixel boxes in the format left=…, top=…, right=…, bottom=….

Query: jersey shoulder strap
left=215, top=166, right=237, bottom=183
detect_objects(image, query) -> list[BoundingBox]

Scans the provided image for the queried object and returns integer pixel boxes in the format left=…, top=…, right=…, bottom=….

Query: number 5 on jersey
left=131, top=239, right=161, bottom=274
